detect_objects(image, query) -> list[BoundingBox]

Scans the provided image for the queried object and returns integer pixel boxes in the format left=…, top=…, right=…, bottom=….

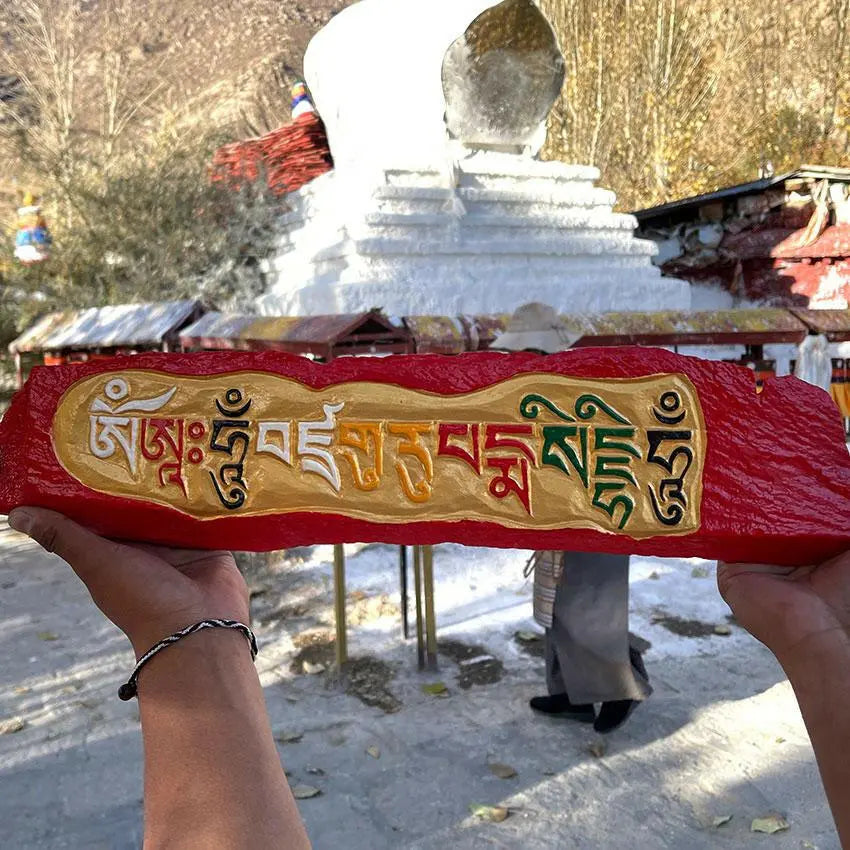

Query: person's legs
left=592, top=643, right=651, bottom=733
left=545, top=551, right=651, bottom=732
left=544, top=622, right=564, bottom=695
left=527, top=628, right=595, bottom=720
left=549, top=551, right=651, bottom=705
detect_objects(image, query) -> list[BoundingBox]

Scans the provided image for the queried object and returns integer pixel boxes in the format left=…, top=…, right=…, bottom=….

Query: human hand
left=717, top=552, right=850, bottom=664
left=8, top=507, right=249, bottom=656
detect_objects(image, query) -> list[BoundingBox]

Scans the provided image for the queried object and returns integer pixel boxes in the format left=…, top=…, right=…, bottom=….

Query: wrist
left=127, top=608, right=249, bottom=660
left=774, top=628, right=850, bottom=680
left=132, top=626, right=258, bottom=704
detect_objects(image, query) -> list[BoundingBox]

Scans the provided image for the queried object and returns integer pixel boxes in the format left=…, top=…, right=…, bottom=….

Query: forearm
left=137, top=630, right=310, bottom=850
left=779, top=633, right=850, bottom=847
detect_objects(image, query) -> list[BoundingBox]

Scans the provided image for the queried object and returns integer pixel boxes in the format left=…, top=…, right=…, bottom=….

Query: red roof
left=211, top=114, right=333, bottom=196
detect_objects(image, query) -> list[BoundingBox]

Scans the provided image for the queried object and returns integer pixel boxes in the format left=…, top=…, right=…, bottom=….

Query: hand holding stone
left=718, top=554, right=850, bottom=664
left=8, top=506, right=249, bottom=657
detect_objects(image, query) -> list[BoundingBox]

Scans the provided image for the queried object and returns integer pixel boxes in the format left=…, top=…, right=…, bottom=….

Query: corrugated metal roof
left=10, top=300, right=202, bottom=353
left=184, top=308, right=810, bottom=355
left=790, top=309, right=850, bottom=340
left=8, top=312, right=70, bottom=355
left=634, top=165, right=850, bottom=223
left=493, top=309, right=809, bottom=351
left=562, top=309, right=806, bottom=336
left=403, top=316, right=466, bottom=354
left=459, top=314, right=510, bottom=349
left=180, top=311, right=404, bottom=346
left=275, top=313, right=382, bottom=343
left=175, top=312, right=255, bottom=341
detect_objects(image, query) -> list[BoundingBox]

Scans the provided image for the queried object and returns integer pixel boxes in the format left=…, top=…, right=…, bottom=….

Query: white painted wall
left=259, top=0, right=691, bottom=318
left=304, top=0, right=550, bottom=175
left=258, top=152, right=691, bottom=317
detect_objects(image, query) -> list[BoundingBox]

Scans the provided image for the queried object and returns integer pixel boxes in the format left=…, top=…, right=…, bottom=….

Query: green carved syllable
left=520, top=394, right=575, bottom=422
left=519, top=392, right=641, bottom=529
left=541, top=425, right=588, bottom=486
left=575, top=394, right=631, bottom=425
left=592, top=484, right=635, bottom=530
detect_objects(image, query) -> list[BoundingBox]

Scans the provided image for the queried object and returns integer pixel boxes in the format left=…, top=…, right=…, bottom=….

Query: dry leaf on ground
left=0, top=717, right=25, bottom=735
left=488, top=763, right=517, bottom=779
left=712, top=815, right=733, bottom=828
left=274, top=731, right=304, bottom=744
left=291, top=785, right=322, bottom=800
left=469, top=804, right=510, bottom=823
left=588, top=741, right=607, bottom=759
left=366, top=746, right=381, bottom=759
left=422, top=682, right=448, bottom=697
left=751, top=814, right=789, bottom=834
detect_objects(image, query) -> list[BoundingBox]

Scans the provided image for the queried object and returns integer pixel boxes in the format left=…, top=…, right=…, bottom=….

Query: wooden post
left=413, top=545, right=425, bottom=669
left=333, top=544, right=348, bottom=669
left=422, top=545, right=438, bottom=670
left=399, top=545, right=410, bottom=640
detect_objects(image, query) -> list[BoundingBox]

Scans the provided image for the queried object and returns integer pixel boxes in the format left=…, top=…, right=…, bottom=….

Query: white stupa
left=257, top=0, right=691, bottom=317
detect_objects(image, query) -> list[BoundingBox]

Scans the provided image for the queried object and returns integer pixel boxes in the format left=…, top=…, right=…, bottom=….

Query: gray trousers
left=545, top=551, right=652, bottom=705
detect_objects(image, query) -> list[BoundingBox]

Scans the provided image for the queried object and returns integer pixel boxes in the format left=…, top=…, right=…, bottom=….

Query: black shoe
left=593, top=699, right=638, bottom=734
left=529, top=694, right=595, bottom=722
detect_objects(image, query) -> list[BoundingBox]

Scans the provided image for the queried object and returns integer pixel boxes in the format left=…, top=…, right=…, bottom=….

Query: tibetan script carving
left=52, top=370, right=706, bottom=538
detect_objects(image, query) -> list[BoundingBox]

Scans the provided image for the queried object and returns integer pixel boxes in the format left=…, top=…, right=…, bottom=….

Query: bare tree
left=541, top=0, right=850, bottom=209
left=0, top=0, right=283, bottom=314
left=0, top=0, right=165, bottom=212
left=97, top=0, right=165, bottom=177
left=0, top=0, right=87, bottom=220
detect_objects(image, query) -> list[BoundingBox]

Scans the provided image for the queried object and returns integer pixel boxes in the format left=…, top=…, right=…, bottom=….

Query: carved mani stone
left=2, top=348, right=849, bottom=566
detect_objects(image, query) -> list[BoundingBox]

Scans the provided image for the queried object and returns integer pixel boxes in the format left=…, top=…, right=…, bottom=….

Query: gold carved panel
left=52, top=370, right=706, bottom=539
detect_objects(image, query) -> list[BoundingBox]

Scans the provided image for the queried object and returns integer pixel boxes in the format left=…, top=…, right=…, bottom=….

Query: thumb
left=8, top=506, right=125, bottom=588
left=716, top=561, right=739, bottom=604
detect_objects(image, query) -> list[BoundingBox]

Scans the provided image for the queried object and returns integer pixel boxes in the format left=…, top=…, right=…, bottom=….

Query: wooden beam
left=422, top=545, right=438, bottom=671
left=399, top=545, right=410, bottom=640
left=333, top=544, right=348, bottom=669
left=413, top=545, right=425, bottom=669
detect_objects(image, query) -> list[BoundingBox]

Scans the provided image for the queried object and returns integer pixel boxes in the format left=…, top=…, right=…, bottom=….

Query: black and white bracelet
left=118, top=619, right=259, bottom=701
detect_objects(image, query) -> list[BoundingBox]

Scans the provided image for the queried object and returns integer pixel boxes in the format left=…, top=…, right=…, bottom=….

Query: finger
left=131, top=543, right=232, bottom=566
left=718, top=562, right=807, bottom=577
left=9, top=506, right=140, bottom=589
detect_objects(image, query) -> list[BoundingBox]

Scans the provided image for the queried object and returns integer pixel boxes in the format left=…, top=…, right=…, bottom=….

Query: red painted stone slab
left=1, top=348, right=849, bottom=565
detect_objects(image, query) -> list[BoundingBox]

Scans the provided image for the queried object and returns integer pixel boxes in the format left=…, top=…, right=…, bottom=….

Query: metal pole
left=399, top=545, right=410, bottom=640
left=333, top=544, right=348, bottom=669
left=423, top=545, right=438, bottom=670
left=413, top=545, right=425, bottom=670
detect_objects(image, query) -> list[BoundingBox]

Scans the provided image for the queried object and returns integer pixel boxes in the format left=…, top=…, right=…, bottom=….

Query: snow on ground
left=0, top=525, right=839, bottom=849
left=296, top=541, right=740, bottom=663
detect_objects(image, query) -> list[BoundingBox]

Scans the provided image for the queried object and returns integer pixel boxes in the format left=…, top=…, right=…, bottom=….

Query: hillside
left=0, top=0, right=352, bottom=179
left=3, top=0, right=849, bottom=211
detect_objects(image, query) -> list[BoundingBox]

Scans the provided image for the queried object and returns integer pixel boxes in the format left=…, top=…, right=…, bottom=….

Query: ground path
left=0, top=522, right=837, bottom=848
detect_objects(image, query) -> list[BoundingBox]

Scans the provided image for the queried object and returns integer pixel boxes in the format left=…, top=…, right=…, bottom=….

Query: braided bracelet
left=118, top=619, right=259, bottom=701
